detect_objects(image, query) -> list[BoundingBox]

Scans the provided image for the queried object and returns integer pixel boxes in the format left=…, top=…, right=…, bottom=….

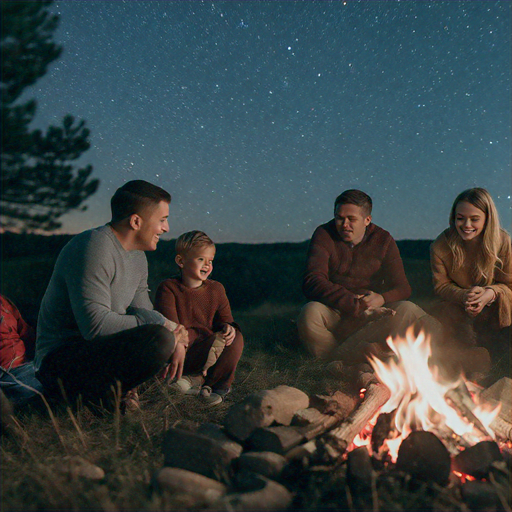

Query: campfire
left=154, top=328, right=512, bottom=510
left=355, top=326, right=501, bottom=462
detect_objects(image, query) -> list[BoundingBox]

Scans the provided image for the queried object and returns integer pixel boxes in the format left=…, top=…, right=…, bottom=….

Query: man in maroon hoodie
left=298, top=189, right=431, bottom=362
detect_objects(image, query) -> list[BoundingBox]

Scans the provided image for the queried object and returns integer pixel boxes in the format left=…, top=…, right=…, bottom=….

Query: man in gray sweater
left=35, top=180, right=188, bottom=406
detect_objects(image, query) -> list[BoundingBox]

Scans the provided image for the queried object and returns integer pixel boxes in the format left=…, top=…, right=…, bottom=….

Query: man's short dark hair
left=334, top=189, right=372, bottom=217
left=111, top=180, right=171, bottom=223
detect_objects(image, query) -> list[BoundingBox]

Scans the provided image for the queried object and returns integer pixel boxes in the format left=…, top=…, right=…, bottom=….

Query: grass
left=1, top=239, right=510, bottom=511
left=3, top=303, right=509, bottom=511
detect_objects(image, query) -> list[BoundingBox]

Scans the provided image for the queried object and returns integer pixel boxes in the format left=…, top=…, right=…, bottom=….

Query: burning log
left=371, top=411, right=397, bottom=457
left=285, top=382, right=391, bottom=463
left=444, top=384, right=492, bottom=438
left=322, top=383, right=391, bottom=454
left=445, top=382, right=512, bottom=442
left=395, top=431, right=451, bottom=487
left=489, top=416, right=512, bottom=443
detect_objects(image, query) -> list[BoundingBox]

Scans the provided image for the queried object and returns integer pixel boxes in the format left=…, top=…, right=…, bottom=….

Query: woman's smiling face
left=454, top=201, right=486, bottom=242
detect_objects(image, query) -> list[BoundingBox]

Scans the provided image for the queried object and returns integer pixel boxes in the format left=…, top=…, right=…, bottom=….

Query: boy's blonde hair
left=446, top=187, right=504, bottom=284
left=175, top=230, right=215, bottom=256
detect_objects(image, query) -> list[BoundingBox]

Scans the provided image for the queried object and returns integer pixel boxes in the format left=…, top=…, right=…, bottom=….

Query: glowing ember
left=367, top=326, right=500, bottom=460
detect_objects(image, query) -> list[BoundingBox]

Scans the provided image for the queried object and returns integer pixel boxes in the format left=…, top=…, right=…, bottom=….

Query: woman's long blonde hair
left=446, top=187, right=503, bottom=285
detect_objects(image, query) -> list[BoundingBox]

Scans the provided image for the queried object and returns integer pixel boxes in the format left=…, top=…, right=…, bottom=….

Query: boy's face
left=176, top=245, right=216, bottom=287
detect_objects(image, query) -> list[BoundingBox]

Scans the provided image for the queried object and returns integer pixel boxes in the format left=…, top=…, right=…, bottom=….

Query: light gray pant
left=297, top=300, right=440, bottom=363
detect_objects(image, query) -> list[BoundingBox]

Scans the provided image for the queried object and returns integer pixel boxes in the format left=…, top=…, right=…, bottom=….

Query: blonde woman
left=430, top=188, right=511, bottom=376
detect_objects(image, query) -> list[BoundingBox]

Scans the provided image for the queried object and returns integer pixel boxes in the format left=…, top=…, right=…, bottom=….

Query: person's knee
left=297, top=302, right=337, bottom=359
left=144, top=324, right=175, bottom=363
left=297, top=302, right=328, bottom=336
left=391, top=301, right=426, bottom=321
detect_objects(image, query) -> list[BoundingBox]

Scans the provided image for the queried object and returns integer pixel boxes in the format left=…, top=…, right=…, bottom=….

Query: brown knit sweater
left=155, top=278, right=236, bottom=346
left=430, top=229, right=512, bottom=328
left=302, top=220, right=411, bottom=317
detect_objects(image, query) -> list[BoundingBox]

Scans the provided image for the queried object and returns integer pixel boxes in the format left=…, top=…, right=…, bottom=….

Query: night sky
left=27, top=0, right=511, bottom=243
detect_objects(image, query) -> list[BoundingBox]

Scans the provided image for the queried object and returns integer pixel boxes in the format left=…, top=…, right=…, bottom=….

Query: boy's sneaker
left=170, top=375, right=204, bottom=396
left=122, top=388, right=140, bottom=412
left=198, top=386, right=229, bottom=407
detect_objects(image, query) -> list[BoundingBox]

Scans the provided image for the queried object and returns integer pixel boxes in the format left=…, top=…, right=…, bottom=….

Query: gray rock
left=154, top=467, right=227, bottom=506
left=197, top=422, right=244, bottom=458
left=55, top=456, right=105, bottom=481
left=163, top=427, right=237, bottom=484
left=236, top=451, right=287, bottom=479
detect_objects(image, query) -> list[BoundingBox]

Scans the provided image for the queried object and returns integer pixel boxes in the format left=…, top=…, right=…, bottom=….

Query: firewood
left=292, top=407, right=326, bottom=426
left=395, top=431, right=451, bottom=487
left=323, top=383, right=391, bottom=453
left=285, top=383, right=391, bottom=462
left=249, top=391, right=361, bottom=454
left=445, top=384, right=491, bottom=438
left=223, top=386, right=309, bottom=442
left=309, top=391, right=360, bottom=416
left=445, top=382, right=512, bottom=441
left=248, top=425, right=305, bottom=454
left=371, top=411, right=397, bottom=456
left=453, top=441, right=503, bottom=480
left=489, top=416, right=512, bottom=442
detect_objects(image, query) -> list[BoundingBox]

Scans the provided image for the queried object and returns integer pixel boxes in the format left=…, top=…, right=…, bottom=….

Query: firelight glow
left=368, top=327, right=500, bottom=459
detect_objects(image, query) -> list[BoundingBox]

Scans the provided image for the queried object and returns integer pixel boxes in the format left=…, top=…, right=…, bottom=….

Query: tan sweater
left=430, top=229, right=512, bottom=328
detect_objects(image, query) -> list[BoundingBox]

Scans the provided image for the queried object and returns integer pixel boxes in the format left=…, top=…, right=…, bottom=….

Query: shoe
left=122, top=389, right=140, bottom=412
left=198, top=386, right=228, bottom=406
left=170, top=375, right=204, bottom=396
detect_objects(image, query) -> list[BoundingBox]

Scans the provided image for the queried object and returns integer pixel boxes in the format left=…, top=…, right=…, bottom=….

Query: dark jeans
left=37, top=324, right=175, bottom=403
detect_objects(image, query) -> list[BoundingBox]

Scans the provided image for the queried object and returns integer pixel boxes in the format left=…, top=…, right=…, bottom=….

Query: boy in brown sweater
left=155, top=231, right=244, bottom=406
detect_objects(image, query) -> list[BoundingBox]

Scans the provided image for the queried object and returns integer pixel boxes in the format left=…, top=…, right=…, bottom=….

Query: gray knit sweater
left=34, top=225, right=170, bottom=370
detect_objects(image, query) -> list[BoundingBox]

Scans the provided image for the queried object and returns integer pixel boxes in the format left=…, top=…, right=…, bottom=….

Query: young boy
left=155, top=231, right=244, bottom=406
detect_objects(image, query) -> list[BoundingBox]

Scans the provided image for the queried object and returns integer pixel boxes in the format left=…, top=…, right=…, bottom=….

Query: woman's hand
left=464, top=286, right=495, bottom=316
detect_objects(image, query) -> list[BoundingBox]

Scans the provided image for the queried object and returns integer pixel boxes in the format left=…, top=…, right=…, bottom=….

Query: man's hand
left=220, top=323, right=236, bottom=346
left=173, top=323, right=189, bottom=348
left=165, top=342, right=187, bottom=381
left=159, top=322, right=189, bottom=380
left=363, top=306, right=396, bottom=321
left=357, top=291, right=385, bottom=308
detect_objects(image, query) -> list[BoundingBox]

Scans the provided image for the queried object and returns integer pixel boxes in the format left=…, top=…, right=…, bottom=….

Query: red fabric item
left=303, top=221, right=411, bottom=317
left=0, top=295, right=34, bottom=369
left=155, top=278, right=235, bottom=347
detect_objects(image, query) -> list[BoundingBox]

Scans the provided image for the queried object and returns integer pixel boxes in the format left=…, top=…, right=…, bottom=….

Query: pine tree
left=1, top=0, right=98, bottom=231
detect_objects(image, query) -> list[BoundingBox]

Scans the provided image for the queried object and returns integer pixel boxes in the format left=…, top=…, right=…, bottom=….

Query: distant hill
left=0, top=231, right=433, bottom=260
left=1, top=232, right=435, bottom=322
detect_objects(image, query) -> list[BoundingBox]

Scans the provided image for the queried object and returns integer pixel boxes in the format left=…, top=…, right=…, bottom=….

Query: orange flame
left=367, top=326, right=499, bottom=460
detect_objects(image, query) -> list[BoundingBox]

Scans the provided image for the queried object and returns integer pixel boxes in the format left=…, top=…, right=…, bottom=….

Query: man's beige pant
left=296, top=300, right=433, bottom=361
